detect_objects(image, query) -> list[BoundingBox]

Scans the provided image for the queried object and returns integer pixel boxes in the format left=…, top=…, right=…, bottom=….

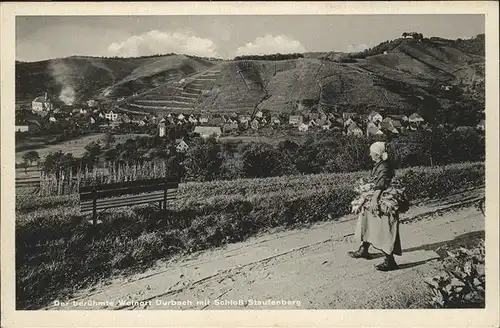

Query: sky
left=16, top=15, right=484, bottom=62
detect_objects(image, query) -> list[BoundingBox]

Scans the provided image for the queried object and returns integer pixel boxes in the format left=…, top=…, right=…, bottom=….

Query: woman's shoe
left=375, top=258, right=398, bottom=271
left=348, top=249, right=371, bottom=259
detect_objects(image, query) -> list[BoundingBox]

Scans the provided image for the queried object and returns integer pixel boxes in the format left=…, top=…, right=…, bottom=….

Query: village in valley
left=16, top=88, right=485, bottom=157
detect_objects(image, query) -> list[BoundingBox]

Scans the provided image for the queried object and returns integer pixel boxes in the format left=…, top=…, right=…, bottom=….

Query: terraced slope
left=16, top=35, right=484, bottom=120
left=121, top=66, right=223, bottom=115
left=195, top=61, right=266, bottom=114
left=102, top=55, right=215, bottom=100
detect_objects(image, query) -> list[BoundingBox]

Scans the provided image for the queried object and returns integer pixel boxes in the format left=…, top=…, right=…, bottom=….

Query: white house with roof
left=270, top=117, right=281, bottom=127
left=298, top=122, right=309, bottom=132
left=289, top=115, right=303, bottom=126
left=368, top=111, right=383, bottom=124
left=344, top=117, right=355, bottom=127
left=408, top=113, right=424, bottom=123
left=105, top=111, right=119, bottom=121
left=342, top=112, right=357, bottom=121
left=250, top=119, right=260, bottom=130
left=408, top=113, right=424, bottom=130
left=347, top=122, right=363, bottom=136
left=188, top=115, right=198, bottom=124
left=31, top=93, right=52, bottom=112
left=199, top=115, right=210, bottom=124
left=15, top=125, right=29, bottom=132
left=366, top=125, right=385, bottom=137
left=175, top=139, right=189, bottom=153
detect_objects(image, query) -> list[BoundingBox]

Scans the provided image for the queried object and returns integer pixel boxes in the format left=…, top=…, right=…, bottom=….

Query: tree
left=164, top=146, right=186, bottom=180
left=83, top=141, right=102, bottom=167
left=120, top=140, right=142, bottom=163
left=22, top=150, right=40, bottom=166
left=278, top=112, right=289, bottom=126
left=104, top=148, right=119, bottom=162
left=240, top=142, right=288, bottom=178
left=277, top=139, right=300, bottom=154
left=42, top=151, right=76, bottom=177
left=184, top=137, right=224, bottom=181
left=261, top=109, right=272, bottom=122
left=294, top=136, right=332, bottom=174
left=101, top=132, right=116, bottom=149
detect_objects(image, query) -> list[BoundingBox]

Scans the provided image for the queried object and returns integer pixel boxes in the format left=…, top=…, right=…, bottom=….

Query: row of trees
left=37, top=127, right=485, bottom=183
left=234, top=53, right=304, bottom=61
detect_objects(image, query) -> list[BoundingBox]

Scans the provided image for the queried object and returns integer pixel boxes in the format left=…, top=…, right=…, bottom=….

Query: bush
left=425, top=239, right=485, bottom=308
left=240, top=142, right=291, bottom=178
left=398, top=163, right=485, bottom=200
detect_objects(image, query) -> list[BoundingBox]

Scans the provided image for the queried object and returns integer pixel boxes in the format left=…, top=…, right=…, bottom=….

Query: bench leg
left=163, top=189, right=168, bottom=212
left=92, top=198, right=97, bottom=226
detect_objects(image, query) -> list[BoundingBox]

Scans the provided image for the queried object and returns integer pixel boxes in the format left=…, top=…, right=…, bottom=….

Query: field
left=15, top=133, right=149, bottom=164
left=16, top=162, right=484, bottom=309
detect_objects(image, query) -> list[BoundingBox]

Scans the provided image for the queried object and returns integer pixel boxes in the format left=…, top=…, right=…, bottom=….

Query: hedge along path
left=16, top=163, right=485, bottom=243
left=17, top=162, right=484, bottom=218
left=175, top=162, right=484, bottom=210
left=177, top=162, right=484, bottom=200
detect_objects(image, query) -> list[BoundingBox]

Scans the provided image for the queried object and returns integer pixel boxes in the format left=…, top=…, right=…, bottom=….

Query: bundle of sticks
left=351, top=178, right=409, bottom=215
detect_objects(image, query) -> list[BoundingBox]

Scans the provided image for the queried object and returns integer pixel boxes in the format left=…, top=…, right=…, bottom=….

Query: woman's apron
left=354, top=204, right=402, bottom=256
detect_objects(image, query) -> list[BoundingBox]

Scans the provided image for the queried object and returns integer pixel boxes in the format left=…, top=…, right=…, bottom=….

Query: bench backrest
left=79, top=177, right=179, bottom=199
left=79, top=177, right=179, bottom=213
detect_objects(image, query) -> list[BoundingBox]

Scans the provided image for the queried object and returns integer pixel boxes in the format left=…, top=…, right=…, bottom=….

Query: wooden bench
left=79, top=177, right=179, bottom=225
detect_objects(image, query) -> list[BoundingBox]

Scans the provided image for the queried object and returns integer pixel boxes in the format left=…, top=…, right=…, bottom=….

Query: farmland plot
left=15, top=133, right=149, bottom=164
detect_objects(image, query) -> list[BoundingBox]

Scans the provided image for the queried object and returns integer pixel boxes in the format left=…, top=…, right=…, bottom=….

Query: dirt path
left=45, top=188, right=484, bottom=310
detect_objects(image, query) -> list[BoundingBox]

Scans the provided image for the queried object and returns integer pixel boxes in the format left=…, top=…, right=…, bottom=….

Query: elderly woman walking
left=348, top=141, right=402, bottom=271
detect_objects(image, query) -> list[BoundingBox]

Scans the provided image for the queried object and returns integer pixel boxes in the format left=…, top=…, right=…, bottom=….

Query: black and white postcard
left=1, top=2, right=499, bottom=328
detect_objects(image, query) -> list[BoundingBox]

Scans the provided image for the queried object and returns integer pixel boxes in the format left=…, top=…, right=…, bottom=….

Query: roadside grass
left=15, top=162, right=485, bottom=309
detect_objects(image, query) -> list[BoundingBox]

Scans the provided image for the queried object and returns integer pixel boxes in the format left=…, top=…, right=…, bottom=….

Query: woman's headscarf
left=370, top=141, right=389, bottom=161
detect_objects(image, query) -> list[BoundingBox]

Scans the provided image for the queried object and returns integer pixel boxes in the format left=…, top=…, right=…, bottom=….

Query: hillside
left=16, top=34, right=484, bottom=121
left=15, top=54, right=217, bottom=105
left=113, top=35, right=486, bottom=120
